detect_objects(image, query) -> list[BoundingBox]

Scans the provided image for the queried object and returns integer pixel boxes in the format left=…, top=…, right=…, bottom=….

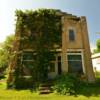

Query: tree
left=93, top=39, right=100, bottom=53
left=0, top=34, right=15, bottom=77
left=96, top=39, right=100, bottom=51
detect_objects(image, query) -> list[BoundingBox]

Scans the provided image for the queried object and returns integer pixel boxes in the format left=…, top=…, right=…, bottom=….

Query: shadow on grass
left=1, top=77, right=100, bottom=98
left=76, top=77, right=100, bottom=97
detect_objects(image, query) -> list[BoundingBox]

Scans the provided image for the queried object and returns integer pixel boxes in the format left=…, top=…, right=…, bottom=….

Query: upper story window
left=68, top=29, right=75, bottom=41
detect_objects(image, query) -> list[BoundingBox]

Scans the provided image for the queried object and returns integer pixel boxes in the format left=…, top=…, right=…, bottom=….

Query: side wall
left=80, top=17, right=95, bottom=82
left=61, top=16, right=95, bottom=82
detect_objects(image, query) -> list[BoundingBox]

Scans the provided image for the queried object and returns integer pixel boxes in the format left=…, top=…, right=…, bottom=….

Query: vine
left=12, top=9, right=62, bottom=88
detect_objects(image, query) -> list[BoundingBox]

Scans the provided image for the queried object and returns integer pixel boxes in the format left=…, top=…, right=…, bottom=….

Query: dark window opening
left=22, top=51, right=34, bottom=60
left=69, top=29, right=75, bottom=41
left=48, top=62, right=55, bottom=72
left=58, top=56, right=62, bottom=75
left=67, top=55, right=83, bottom=74
left=22, top=61, right=34, bottom=75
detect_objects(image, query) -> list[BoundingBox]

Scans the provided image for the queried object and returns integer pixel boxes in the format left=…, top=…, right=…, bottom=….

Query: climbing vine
left=11, top=9, right=62, bottom=88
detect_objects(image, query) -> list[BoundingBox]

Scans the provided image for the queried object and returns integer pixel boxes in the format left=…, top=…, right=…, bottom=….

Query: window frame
left=67, top=52, right=85, bottom=74
left=68, top=28, right=76, bottom=42
left=21, top=51, right=35, bottom=61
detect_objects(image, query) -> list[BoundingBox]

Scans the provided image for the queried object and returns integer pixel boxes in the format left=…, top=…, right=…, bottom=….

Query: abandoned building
left=8, top=9, right=95, bottom=86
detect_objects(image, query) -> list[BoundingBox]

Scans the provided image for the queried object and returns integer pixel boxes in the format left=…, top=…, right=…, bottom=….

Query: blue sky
left=0, top=0, right=100, bottom=49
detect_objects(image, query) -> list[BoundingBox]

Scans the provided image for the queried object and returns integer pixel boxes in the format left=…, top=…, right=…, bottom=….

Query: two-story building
left=8, top=10, right=95, bottom=84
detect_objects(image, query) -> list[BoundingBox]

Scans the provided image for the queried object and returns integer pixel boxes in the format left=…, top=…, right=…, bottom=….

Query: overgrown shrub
left=53, top=73, right=82, bottom=95
left=14, top=77, right=34, bottom=89
left=10, top=9, right=62, bottom=88
left=0, top=69, right=6, bottom=79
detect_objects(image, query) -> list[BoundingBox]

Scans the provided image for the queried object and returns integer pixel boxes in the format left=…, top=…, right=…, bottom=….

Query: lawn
left=0, top=89, right=100, bottom=100
left=0, top=77, right=100, bottom=100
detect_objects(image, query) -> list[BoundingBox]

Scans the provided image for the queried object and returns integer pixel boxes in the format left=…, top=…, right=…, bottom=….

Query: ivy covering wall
left=8, top=9, right=62, bottom=88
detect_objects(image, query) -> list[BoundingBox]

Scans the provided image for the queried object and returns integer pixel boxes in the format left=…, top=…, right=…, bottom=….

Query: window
left=22, top=61, right=34, bottom=69
left=48, top=53, right=56, bottom=72
left=69, top=29, right=75, bottom=41
left=22, top=61, right=34, bottom=75
left=22, top=51, right=34, bottom=61
left=48, top=62, right=55, bottom=72
left=22, top=51, right=34, bottom=74
left=67, top=54, right=83, bottom=74
left=57, top=56, right=62, bottom=75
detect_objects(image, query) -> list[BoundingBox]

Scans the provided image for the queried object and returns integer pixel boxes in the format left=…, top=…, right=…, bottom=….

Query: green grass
left=0, top=81, right=6, bottom=89
left=0, top=89, right=100, bottom=100
left=0, top=77, right=100, bottom=100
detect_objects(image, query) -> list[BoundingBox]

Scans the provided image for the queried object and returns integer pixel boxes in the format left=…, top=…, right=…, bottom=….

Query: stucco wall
left=61, top=16, right=95, bottom=82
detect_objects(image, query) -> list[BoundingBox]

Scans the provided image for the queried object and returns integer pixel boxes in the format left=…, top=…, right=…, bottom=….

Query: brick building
left=8, top=10, right=95, bottom=84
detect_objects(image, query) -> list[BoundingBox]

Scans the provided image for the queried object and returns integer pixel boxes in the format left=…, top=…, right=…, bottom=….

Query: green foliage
left=13, top=9, right=62, bottom=86
left=93, top=39, right=100, bottom=53
left=96, top=39, right=100, bottom=49
left=14, top=77, right=33, bottom=89
left=15, top=9, right=61, bottom=46
left=0, top=88, right=100, bottom=100
left=53, top=74, right=82, bottom=95
left=0, top=34, right=15, bottom=77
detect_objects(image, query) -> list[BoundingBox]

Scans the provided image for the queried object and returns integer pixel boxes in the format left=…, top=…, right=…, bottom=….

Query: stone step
left=39, top=86, right=50, bottom=90
left=39, top=89, right=51, bottom=94
left=39, top=83, right=52, bottom=94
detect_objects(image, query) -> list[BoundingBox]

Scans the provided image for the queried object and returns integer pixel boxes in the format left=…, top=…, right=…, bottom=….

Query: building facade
left=48, top=15, right=95, bottom=82
left=8, top=10, right=95, bottom=84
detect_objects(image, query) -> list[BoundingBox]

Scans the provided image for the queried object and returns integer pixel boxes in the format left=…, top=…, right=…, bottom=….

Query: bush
left=14, top=77, right=34, bottom=89
left=0, top=68, right=6, bottom=79
left=53, top=74, right=81, bottom=95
